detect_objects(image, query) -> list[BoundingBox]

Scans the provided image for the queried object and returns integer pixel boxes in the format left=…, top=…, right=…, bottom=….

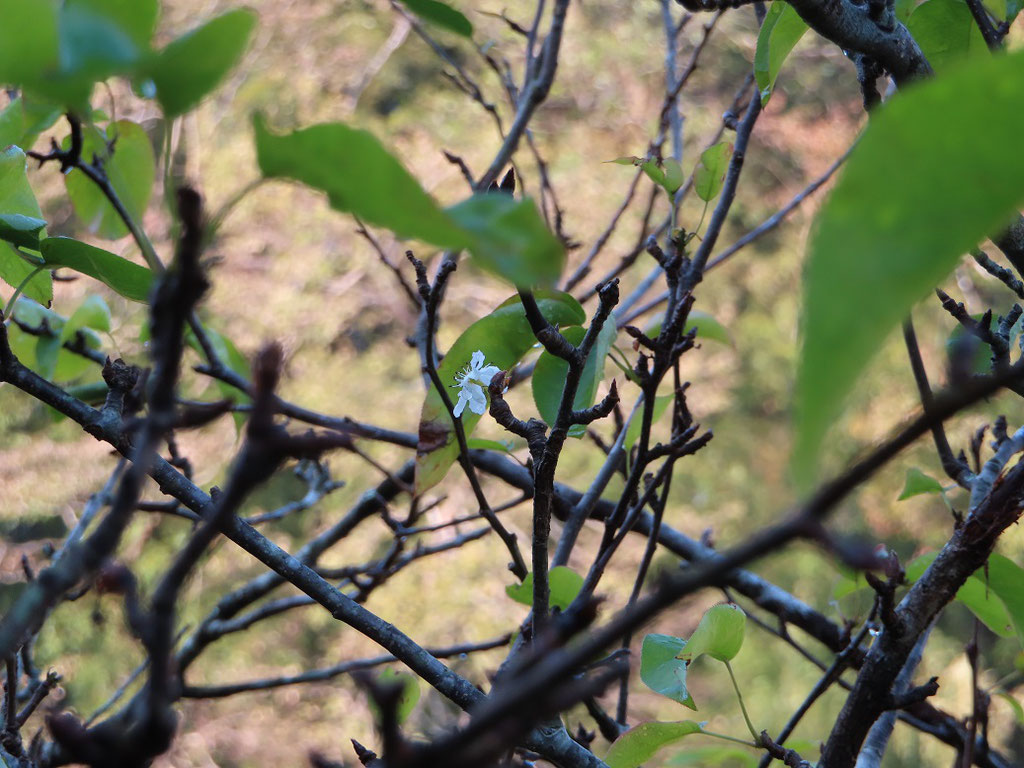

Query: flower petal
left=466, top=383, right=488, bottom=415
left=453, top=389, right=470, bottom=418
left=470, top=350, right=485, bottom=370
left=477, top=364, right=501, bottom=385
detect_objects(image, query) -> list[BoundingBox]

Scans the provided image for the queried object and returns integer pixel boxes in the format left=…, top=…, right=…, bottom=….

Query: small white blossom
left=452, top=350, right=501, bottom=418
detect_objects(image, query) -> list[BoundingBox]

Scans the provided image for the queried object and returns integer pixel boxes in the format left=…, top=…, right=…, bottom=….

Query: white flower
left=452, top=350, right=501, bottom=418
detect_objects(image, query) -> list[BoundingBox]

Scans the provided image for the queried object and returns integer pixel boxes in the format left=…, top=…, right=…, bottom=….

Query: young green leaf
left=466, top=437, right=518, bottom=453
left=906, top=553, right=1016, bottom=639
left=446, top=193, right=565, bottom=286
left=0, top=214, right=46, bottom=250
left=694, top=143, right=733, bottom=203
left=677, top=603, right=746, bottom=663
left=666, top=745, right=759, bottom=767
left=53, top=329, right=102, bottom=382
left=624, top=393, right=673, bottom=453
left=147, top=9, right=257, bottom=117
left=64, top=120, right=155, bottom=240
left=754, top=2, right=809, bottom=105
left=605, top=721, right=705, bottom=768
left=401, top=0, right=473, bottom=37
left=647, top=310, right=732, bottom=346
left=607, top=155, right=669, bottom=191
left=640, top=633, right=696, bottom=709
left=373, top=668, right=421, bottom=724
left=0, top=0, right=59, bottom=87
left=979, top=554, right=1024, bottom=646
left=187, top=325, right=252, bottom=431
left=0, top=145, right=52, bottom=304
left=794, top=49, right=1024, bottom=485
left=663, top=158, right=684, bottom=194
left=505, top=566, right=583, bottom=610
left=897, top=468, right=945, bottom=500
left=532, top=322, right=616, bottom=436
left=34, top=333, right=61, bottom=381
left=67, top=0, right=159, bottom=48
left=254, top=114, right=468, bottom=250
left=0, top=96, right=62, bottom=150
left=415, top=291, right=584, bottom=493
left=40, top=237, right=153, bottom=302
left=686, top=310, right=731, bottom=345
left=907, top=0, right=987, bottom=75
left=60, top=295, right=111, bottom=343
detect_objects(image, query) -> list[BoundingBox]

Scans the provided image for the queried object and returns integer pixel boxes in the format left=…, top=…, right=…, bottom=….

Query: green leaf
left=694, top=142, right=733, bottom=203
left=52, top=295, right=110, bottom=381
left=64, top=120, right=155, bottom=239
left=640, top=633, right=696, bottom=708
left=0, top=0, right=59, bottom=87
left=60, top=295, right=111, bottom=343
left=0, top=214, right=46, bottom=250
left=40, top=237, right=153, bottom=302
left=907, top=0, right=987, bottom=75
left=374, top=668, right=421, bottom=724
left=667, top=745, right=758, bottom=767
left=35, top=332, right=61, bottom=380
left=9, top=297, right=62, bottom=331
left=65, top=379, right=109, bottom=404
left=832, top=565, right=868, bottom=600
left=57, top=2, right=138, bottom=81
left=979, top=554, right=1024, bottom=645
left=415, top=291, right=585, bottom=493
left=907, top=553, right=1015, bottom=639
left=624, top=394, right=673, bottom=452
left=954, top=573, right=1016, bottom=639
left=53, top=329, right=101, bottom=382
left=446, top=193, right=565, bottom=286
left=754, top=2, right=809, bottom=105
left=401, top=0, right=473, bottom=37
left=605, top=721, right=705, bottom=768
left=0, top=96, right=62, bottom=150
left=685, top=309, right=731, bottom=345
left=895, top=0, right=920, bottom=20
left=466, top=437, right=518, bottom=453
left=663, top=159, right=684, bottom=194
left=68, top=0, right=159, bottom=48
left=897, top=468, right=945, bottom=500
left=254, top=114, right=468, bottom=249
left=532, top=322, right=616, bottom=437
left=188, top=325, right=252, bottom=431
left=794, top=49, right=1024, bottom=485
left=647, top=309, right=731, bottom=346
left=148, top=9, right=256, bottom=117
left=0, top=145, right=52, bottom=304
left=677, top=603, right=746, bottom=663
left=505, top=566, right=583, bottom=611
left=607, top=156, right=668, bottom=190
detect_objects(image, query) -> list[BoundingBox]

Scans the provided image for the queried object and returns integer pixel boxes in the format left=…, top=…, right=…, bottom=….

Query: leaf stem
left=699, top=728, right=759, bottom=748
left=725, top=660, right=760, bottom=744
left=5, top=266, right=45, bottom=321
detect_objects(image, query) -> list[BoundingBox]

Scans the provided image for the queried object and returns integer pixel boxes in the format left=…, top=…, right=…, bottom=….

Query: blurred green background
left=2, top=1, right=1024, bottom=765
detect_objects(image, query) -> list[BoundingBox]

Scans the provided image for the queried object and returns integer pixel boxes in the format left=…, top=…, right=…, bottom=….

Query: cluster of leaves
left=606, top=604, right=753, bottom=768
left=0, top=0, right=256, bottom=317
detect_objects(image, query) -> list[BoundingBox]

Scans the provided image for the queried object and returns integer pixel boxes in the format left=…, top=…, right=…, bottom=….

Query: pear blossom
left=452, top=350, right=501, bottom=418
